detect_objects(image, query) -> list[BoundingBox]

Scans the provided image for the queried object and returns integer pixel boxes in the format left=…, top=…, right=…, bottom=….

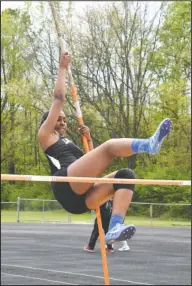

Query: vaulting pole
left=49, top=2, right=110, bottom=284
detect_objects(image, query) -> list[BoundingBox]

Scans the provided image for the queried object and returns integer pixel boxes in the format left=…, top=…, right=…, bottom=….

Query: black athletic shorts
left=51, top=168, right=89, bottom=214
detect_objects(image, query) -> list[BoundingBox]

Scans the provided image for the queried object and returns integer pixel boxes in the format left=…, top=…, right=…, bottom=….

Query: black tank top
left=44, top=136, right=84, bottom=175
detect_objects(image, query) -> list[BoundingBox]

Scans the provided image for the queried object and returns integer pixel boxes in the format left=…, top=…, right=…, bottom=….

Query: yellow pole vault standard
left=49, top=2, right=110, bottom=285
left=1, top=174, right=191, bottom=186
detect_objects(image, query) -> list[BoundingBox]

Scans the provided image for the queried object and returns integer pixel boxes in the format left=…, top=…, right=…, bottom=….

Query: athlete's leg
left=68, top=138, right=134, bottom=194
left=85, top=172, right=133, bottom=213
left=103, top=214, right=111, bottom=235
left=84, top=218, right=98, bottom=252
left=102, top=213, right=114, bottom=251
left=85, top=168, right=137, bottom=244
left=68, top=118, right=172, bottom=195
left=88, top=218, right=99, bottom=249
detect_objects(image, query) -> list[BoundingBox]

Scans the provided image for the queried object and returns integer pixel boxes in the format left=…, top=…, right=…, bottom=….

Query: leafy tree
left=1, top=2, right=191, bottom=213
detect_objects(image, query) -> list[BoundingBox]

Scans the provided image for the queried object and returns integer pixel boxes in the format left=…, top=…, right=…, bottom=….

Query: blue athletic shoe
left=105, top=224, right=136, bottom=245
left=149, top=118, right=172, bottom=154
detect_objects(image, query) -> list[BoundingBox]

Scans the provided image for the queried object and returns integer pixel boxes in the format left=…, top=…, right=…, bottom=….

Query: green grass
left=1, top=210, right=94, bottom=223
left=1, top=210, right=191, bottom=227
left=124, top=216, right=191, bottom=227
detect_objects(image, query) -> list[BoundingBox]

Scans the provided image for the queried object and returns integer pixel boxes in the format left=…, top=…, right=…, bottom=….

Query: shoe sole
left=150, top=118, right=172, bottom=154
left=158, top=118, right=172, bottom=141
left=117, top=225, right=136, bottom=241
left=106, top=225, right=136, bottom=244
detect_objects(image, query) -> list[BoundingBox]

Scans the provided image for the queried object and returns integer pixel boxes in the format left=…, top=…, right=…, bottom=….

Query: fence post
left=150, top=204, right=153, bottom=227
left=17, top=197, right=20, bottom=223
left=42, top=200, right=45, bottom=223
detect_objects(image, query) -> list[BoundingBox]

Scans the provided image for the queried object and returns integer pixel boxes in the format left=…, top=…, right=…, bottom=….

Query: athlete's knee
left=105, top=139, right=118, bottom=158
left=113, top=168, right=136, bottom=192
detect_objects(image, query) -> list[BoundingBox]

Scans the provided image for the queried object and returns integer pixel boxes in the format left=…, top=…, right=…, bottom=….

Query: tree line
left=1, top=1, right=191, bottom=217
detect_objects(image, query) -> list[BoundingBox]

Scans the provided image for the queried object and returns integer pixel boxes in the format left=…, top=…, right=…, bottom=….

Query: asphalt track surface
left=1, top=223, right=191, bottom=285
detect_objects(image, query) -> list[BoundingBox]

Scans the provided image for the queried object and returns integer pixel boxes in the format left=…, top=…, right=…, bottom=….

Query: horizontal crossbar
left=1, top=174, right=191, bottom=186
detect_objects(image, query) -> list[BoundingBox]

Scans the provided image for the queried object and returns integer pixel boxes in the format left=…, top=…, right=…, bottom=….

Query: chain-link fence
left=1, top=197, right=95, bottom=224
left=127, top=202, right=191, bottom=227
left=1, top=197, right=191, bottom=227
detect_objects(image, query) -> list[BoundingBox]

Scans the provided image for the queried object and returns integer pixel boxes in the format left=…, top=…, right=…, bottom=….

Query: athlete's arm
left=38, top=52, right=70, bottom=138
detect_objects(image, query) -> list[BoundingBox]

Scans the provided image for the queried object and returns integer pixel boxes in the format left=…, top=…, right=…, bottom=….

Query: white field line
left=1, top=272, right=78, bottom=285
left=1, top=264, right=153, bottom=285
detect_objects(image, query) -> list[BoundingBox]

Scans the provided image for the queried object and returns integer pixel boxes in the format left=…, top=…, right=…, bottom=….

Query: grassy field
left=1, top=210, right=191, bottom=227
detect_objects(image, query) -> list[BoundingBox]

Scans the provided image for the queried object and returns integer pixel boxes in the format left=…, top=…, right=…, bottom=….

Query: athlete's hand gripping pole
left=49, top=2, right=110, bottom=285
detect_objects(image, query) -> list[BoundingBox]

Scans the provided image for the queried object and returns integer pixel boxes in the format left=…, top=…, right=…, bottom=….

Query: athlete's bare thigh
left=85, top=171, right=118, bottom=209
left=67, top=142, right=115, bottom=194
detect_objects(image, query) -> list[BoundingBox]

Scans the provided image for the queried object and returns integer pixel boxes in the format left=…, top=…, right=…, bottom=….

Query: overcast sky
left=1, top=0, right=163, bottom=33
left=1, top=1, right=106, bottom=12
left=1, top=1, right=163, bottom=14
left=1, top=1, right=25, bottom=11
